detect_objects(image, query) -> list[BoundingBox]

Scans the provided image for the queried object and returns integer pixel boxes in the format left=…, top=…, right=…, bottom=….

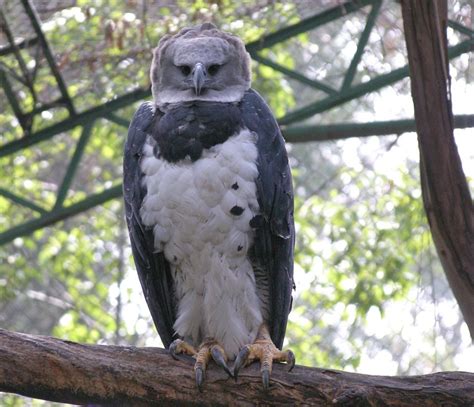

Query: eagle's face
left=151, top=24, right=251, bottom=107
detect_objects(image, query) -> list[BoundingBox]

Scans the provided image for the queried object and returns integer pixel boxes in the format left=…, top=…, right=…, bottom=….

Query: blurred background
left=0, top=0, right=473, bottom=404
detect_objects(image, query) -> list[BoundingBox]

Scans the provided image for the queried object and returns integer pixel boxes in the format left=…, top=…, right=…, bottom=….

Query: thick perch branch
left=0, top=329, right=473, bottom=405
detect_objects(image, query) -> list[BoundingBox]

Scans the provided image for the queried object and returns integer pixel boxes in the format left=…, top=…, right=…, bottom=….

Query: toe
left=233, top=345, right=251, bottom=380
left=193, top=339, right=233, bottom=389
left=261, top=369, right=270, bottom=390
left=194, top=346, right=209, bottom=391
left=169, top=340, right=179, bottom=360
left=234, top=341, right=295, bottom=389
left=210, top=345, right=233, bottom=378
left=169, top=338, right=197, bottom=359
left=195, top=366, right=204, bottom=392
left=287, top=350, right=295, bottom=372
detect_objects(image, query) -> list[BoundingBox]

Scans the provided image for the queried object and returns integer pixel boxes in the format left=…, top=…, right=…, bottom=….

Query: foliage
left=288, top=153, right=425, bottom=368
left=1, top=1, right=473, bottom=404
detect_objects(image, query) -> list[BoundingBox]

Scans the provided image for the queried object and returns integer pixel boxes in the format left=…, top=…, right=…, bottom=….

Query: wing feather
left=240, top=90, right=295, bottom=349
left=123, top=102, right=176, bottom=348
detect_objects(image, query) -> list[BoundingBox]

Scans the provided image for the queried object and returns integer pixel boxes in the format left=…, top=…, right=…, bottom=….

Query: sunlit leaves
left=1, top=6, right=471, bottom=402
left=287, top=154, right=430, bottom=369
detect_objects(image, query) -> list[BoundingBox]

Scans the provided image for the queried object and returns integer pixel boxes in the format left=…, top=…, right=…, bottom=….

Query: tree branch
left=0, top=329, right=473, bottom=405
left=401, top=0, right=474, bottom=339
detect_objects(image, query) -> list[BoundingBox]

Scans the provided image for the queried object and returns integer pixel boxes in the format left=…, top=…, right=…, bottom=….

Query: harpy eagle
left=124, top=23, right=295, bottom=389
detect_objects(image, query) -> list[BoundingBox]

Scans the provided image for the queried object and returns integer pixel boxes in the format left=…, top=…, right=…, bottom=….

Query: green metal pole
left=0, top=8, right=35, bottom=96
left=0, top=36, right=39, bottom=57
left=279, top=38, right=474, bottom=125
left=20, top=0, right=76, bottom=115
left=341, top=0, right=382, bottom=90
left=104, top=113, right=130, bottom=128
left=0, top=87, right=150, bottom=158
left=246, top=0, right=376, bottom=52
left=448, top=20, right=474, bottom=37
left=282, top=114, right=474, bottom=142
left=0, top=70, right=28, bottom=132
left=0, top=185, right=123, bottom=245
left=53, top=122, right=94, bottom=210
left=0, top=187, right=47, bottom=214
left=251, top=53, right=337, bottom=94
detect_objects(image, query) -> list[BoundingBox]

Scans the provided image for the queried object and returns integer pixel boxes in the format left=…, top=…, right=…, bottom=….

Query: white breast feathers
left=140, top=128, right=264, bottom=358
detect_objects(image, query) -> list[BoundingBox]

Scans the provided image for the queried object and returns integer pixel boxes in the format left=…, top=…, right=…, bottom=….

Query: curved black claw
left=169, top=339, right=181, bottom=360
left=211, top=346, right=233, bottom=378
left=195, top=366, right=204, bottom=392
left=261, top=369, right=270, bottom=390
left=287, top=350, right=296, bottom=372
left=233, top=345, right=250, bottom=381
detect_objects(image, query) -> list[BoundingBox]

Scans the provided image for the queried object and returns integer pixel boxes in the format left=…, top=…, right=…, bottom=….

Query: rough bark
left=401, top=1, right=474, bottom=339
left=0, top=329, right=473, bottom=406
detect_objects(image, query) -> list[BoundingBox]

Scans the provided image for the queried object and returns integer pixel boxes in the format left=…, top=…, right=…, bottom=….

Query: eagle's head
left=151, top=23, right=251, bottom=107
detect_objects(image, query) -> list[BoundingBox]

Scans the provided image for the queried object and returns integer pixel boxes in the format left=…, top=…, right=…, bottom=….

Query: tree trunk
left=401, top=1, right=474, bottom=339
left=0, top=329, right=473, bottom=406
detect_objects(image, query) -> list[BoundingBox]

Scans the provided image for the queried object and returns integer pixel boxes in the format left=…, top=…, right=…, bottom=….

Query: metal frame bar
left=279, top=38, right=473, bottom=125
left=283, top=114, right=474, bottom=142
left=0, top=187, right=47, bottom=214
left=251, top=53, right=337, bottom=94
left=0, top=36, right=39, bottom=57
left=341, top=0, right=382, bottom=90
left=0, top=87, right=150, bottom=158
left=104, top=112, right=130, bottom=128
left=53, top=122, right=94, bottom=209
left=448, top=20, right=474, bottom=37
left=28, top=98, right=67, bottom=115
left=20, top=0, right=76, bottom=116
left=0, top=70, right=29, bottom=132
left=0, top=8, right=34, bottom=93
left=0, top=185, right=122, bottom=245
left=0, top=8, right=37, bottom=133
left=246, top=0, right=376, bottom=53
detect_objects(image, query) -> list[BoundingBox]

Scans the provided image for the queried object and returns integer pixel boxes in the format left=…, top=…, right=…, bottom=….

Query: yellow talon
left=233, top=324, right=295, bottom=389
left=169, top=338, right=233, bottom=390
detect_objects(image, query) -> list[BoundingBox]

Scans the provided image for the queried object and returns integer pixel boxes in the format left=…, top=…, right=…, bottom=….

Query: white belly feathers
left=140, top=128, right=263, bottom=358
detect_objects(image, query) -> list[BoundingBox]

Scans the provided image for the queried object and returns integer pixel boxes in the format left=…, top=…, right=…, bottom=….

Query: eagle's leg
left=233, top=323, right=295, bottom=389
left=169, top=338, right=233, bottom=390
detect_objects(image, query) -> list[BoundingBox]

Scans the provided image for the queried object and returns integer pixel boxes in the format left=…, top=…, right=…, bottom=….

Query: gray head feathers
left=151, top=24, right=251, bottom=107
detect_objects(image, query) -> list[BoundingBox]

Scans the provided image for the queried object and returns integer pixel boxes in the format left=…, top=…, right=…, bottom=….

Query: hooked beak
left=192, top=62, right=207, bottom=96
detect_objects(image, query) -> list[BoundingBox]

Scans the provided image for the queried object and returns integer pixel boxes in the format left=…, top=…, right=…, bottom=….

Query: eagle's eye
left=179, top=65, right=191, bottom=76
left=208, top=64, right=221, bottom=76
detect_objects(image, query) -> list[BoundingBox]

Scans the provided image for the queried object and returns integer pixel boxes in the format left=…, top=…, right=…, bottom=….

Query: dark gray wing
left=123, top=102, right=176, bottom=348
left=240, top=89, right=295, bottom=349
